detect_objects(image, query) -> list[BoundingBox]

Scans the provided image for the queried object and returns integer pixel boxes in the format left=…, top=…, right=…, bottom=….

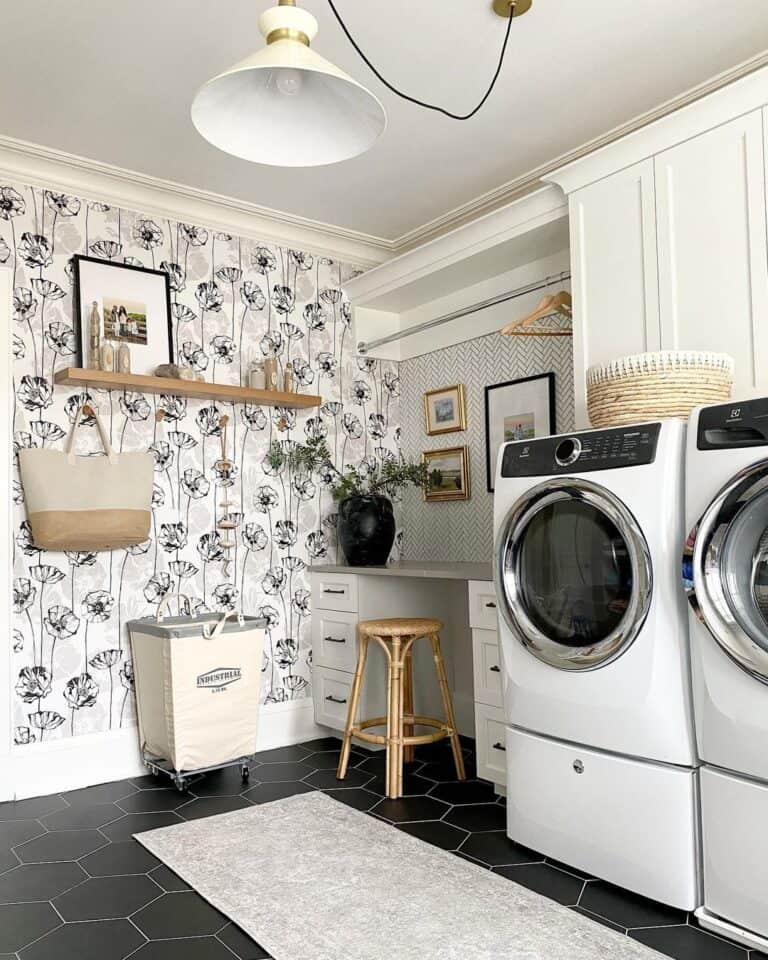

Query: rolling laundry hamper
left=128, top=596, right=265, bottom=791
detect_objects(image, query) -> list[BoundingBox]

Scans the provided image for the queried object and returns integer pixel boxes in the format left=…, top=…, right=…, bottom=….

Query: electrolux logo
left=196, top=667, right=242, bottom=692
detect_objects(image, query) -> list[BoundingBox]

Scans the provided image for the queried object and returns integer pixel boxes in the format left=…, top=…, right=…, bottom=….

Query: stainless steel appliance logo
left=196, top=667, right=242, bottom=692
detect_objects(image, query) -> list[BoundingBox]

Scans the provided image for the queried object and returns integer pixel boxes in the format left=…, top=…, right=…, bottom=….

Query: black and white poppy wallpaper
left=1, top=181, right=401, bottom=745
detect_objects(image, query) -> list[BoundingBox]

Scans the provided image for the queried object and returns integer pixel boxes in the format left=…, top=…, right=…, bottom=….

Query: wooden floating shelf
left=53, top=368, right=321, bottom=409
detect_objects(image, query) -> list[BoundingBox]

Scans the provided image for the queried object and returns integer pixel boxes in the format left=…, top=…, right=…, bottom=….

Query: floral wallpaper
left=1, top=181, right=401, bottom=746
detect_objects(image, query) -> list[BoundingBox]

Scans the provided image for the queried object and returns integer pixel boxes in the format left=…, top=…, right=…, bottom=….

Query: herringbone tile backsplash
left=398, top=333, right=575, bottom=563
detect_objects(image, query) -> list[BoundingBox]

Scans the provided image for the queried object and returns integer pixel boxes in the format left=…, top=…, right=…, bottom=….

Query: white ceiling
left=2, top=0, right=768, bottom=242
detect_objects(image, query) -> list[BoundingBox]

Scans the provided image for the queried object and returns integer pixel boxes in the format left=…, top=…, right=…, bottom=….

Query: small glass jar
left=248, top=361, right=266, bottom=390
left=283, top=366, right=295, bottom=393
left=263, top=357, right=279, bottom=391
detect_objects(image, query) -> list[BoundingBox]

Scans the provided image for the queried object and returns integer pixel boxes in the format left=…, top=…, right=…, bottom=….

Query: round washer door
left=495, top=477, right=652, bottom=670
left=684, top=460, right=768, bottom=683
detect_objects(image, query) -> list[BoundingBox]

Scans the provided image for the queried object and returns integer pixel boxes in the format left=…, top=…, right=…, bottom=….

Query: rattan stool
left=337, top=617, right=466, bottom=799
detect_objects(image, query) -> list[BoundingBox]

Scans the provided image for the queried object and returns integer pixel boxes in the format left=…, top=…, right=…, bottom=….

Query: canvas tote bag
left=18, top=403, right=153, bottom=551
left=129, top=596, right=265, bottom=771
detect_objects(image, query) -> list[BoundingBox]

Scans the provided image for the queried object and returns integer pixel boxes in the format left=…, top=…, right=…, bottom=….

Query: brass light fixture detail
left=493, top=0, right=533, bottom=17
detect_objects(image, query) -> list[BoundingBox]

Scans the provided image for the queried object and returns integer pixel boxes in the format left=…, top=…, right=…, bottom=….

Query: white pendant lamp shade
left=191, top=3, right=386, bottom=167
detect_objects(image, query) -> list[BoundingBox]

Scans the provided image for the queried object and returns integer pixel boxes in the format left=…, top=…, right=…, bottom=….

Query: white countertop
left=308, top=561, right=492, bottom=582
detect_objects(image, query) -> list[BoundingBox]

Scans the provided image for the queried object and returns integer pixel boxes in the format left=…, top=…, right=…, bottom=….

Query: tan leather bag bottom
left=29, top=509, right=151, bottom=551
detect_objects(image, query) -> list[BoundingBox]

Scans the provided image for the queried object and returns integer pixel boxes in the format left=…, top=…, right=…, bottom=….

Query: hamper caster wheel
left=174, top=777, right=188, bottom=792
left=241, top=765, right=250, bottom=784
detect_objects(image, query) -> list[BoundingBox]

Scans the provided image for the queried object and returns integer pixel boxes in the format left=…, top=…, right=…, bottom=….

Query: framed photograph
left=484, top=373, right=556, bottom=492
left=423, top=446, right=471, bottom=502
left=72, top=255, right=173, bottom=375
left=424, top=384, right=466, bottom=436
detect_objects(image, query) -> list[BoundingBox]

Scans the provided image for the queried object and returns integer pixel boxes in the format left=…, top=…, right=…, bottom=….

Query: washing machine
left=683, top=399, right=768, bottom=952
left=494, top=420, right=699, bottom=910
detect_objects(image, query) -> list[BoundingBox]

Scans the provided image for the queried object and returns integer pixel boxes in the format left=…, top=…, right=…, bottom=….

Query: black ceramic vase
left=337, top=495, right=396, bottom=567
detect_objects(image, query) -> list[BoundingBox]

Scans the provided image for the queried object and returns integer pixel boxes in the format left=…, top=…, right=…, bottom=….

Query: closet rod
left=357, top=270, right=571, bottom=354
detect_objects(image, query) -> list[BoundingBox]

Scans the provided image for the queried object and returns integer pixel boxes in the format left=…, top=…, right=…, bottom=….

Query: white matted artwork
left=73, top=255, right=172, bottom=374
left=484, top=373, right=556, bottom=491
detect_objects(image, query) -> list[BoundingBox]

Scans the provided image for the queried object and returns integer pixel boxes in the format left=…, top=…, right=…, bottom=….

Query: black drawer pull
left=492, top=741, right=506, bottom=752
left=485, top=601, right=497, bottom=609
left=323, top=588, right=346, bottom=595
left=325, top=695, right=348, bottom=704
left=489, top=665, right=501, bottom=673
left=324, top=635, right=346, bottom=644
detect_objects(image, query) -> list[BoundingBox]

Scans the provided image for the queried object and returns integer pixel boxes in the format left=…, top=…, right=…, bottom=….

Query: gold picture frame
left=424, top=384, right=467, bottom=436
left=423, top=446, right=471, bottom=502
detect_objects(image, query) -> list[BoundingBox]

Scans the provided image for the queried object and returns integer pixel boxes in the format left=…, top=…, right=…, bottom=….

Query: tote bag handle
left=64, top=404, right=117, bottom=465
left=203, top=610, right=245, bottom=641
left=156, top=593, right=191, bottom=622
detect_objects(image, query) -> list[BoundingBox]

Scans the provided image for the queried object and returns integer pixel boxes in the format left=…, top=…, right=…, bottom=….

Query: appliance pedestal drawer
left=506, top=727, right=699, bottom=911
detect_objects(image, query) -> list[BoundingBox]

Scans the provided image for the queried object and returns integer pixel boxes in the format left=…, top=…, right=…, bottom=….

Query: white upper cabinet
left=654, top=110, right=768, bottom=399
left=569, top=161, right=661, bottom=425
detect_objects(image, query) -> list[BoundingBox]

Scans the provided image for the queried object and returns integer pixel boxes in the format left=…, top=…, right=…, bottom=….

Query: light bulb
left=276, top=69, right=303, bottom=97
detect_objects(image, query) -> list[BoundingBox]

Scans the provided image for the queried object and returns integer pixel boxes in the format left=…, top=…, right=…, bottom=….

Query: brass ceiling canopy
left=493, top=0, right=533, bottom=17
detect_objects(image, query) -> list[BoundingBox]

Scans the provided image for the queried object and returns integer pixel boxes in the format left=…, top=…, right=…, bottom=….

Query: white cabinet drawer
left=472, top=629, right=503, bottom=709
left=475, top=702, right=507, bottom=787
left=313, top=665, right=355, bottom=730
left=468, top=580, right=499, bottom=631
left=312, top=573, right=358, bottom=613
left=312, top=610, right=359, bottom=673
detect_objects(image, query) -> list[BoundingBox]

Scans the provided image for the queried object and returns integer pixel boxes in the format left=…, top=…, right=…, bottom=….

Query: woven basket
left=586, top=351, right=734, bottom=428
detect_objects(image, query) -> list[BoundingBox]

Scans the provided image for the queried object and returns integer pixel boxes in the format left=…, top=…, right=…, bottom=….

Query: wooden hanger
left=501, top=290, right=573, bottom=337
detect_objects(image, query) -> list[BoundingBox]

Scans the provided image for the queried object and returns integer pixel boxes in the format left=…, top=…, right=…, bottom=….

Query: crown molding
left=0, top=135, right=393, bottom=268
left=392, top=50, right=768, bottom=251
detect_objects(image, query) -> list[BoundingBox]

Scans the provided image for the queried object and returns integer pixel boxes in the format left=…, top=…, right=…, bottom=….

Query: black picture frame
left=484, top=372, right=556, bottom=492
left=72, top=254, right=173, bottom=371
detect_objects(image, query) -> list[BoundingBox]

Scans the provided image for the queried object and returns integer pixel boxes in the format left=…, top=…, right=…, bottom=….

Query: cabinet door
left=655, top=111, right=768, bottom=398
left=570, top=160, right=661, bottom=426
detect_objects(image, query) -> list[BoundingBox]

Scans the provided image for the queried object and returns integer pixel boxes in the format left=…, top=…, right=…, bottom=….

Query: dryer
left=684, top=399, right=768, bottom=952
left=494, top=420, right=699, bottom=910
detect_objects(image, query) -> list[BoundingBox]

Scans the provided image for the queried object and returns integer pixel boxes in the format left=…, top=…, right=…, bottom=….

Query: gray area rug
left=135, top=792, right=663, bottom=960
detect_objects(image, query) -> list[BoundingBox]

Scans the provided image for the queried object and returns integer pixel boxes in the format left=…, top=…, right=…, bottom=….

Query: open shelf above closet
left=53, top=368, right=322, bottom=409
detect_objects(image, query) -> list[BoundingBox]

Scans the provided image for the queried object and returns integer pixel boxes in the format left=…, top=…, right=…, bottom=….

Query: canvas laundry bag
left=128, top=597, right=265, bottom=772
left=18, top=404, right=153, bottom=550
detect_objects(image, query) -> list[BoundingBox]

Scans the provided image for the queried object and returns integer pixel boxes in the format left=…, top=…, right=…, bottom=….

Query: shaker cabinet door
left=569, top=160, right=661, bottom=426
left=655, top=110, right=768, bottom=398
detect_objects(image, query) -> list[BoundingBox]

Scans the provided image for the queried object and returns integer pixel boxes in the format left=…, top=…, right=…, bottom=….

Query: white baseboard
left=4, top=698, right=325, bottom=801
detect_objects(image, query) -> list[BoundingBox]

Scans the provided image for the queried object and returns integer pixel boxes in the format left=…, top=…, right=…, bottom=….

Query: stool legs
left=337, top=632, right=369, bottom=780
left=402, top=649, right=415, bottom=764
left=430, top=632, right=466, bottom=781
left=387, top=636, right=404, bottom=799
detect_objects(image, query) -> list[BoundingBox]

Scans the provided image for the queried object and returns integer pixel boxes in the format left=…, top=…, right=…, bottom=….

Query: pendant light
left=191, top=0, right=387, bottom=167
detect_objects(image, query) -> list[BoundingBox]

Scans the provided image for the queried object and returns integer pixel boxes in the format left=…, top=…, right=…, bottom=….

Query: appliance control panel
left=697, top=398, right=768, bottom=450
left=500, top=423, right=660, bottom=478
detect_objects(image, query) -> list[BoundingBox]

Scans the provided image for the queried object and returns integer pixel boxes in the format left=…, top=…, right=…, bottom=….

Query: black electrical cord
left=325, top=0, right=515, bottom=120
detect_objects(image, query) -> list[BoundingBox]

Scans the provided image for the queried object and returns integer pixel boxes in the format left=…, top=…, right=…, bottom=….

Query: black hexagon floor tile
left=149, top=865, right=190, bottom=892
left=252, top=761, right=315, bottom=783
left=354, top=754, right=388, bottom=775
left=569, top=904, right=627, bottom=933
left=366, top=772, right=436, bottom=797
left=304, top=767, right=373, bottom=790
left=0, top=848, right=19, bottom=874
left=62, top=781, right=137, bottom=806
left=15, top=830, right=107, bottom=863
left=579, top=879, right=688, bottom=928
left=0, top=820, right=46, bottom=850
left=100, top=812, right=183, bottom=843
left=0, top=796, right=67, bottom=821
left=0, top=902, right=60, bottom=952
left=321, top=788, right=380, bottom=812
left=53, top=874, right=161, bottom=921
left=297, top=737, right=342, bottom=752
left=371, top=795, right=450, bottom=823
left=132, top=891, right=228, bottom=939
left=302, top=750, right=347, bottom=770
left=41, top=803, right=122, bottom=831
left=459, top=830, right=545, bottom=867
left=242, top=781, right=315, bottom=805
left=494, top=862, right=586, bottom=905
left=217, top=922, right=271, bottom=959
left=429, top=779, right=498, bottom=805
left=444, top=802, right=506, bottom=832
left=419, top=757, right=477, bottom=781
left=0, top=862, right=86, bottom=903
left=19, top=918, right=145, bottom=960
left=130, top=775, right=176, bottom=790
left=130, top=937, right=239, bottom=959
left=545, top=857, right=594, bottom=880
left=118, top=792, right=187, bottom=814
left=80, top=840, right=160, bottom=877
left=247, top=745, right=310, bottom=764
left=189, top=767, right=252, bottom=797
left=178, top=796, right=252, bottom=821
left=630, top=924, right=747, bottom=960
left=397, top=820, right=469, bottom=851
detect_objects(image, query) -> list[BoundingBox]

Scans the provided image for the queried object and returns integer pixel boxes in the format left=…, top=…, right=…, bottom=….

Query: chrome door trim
left=494, top=477, right=653, bottom=671
left=683, top=459, right=768, bottom=683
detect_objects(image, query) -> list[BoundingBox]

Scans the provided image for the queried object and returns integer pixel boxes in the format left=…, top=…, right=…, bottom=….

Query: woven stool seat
left=337, top=616, right=465, bottom=799
left=359, top=617, right=443, bottom=638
